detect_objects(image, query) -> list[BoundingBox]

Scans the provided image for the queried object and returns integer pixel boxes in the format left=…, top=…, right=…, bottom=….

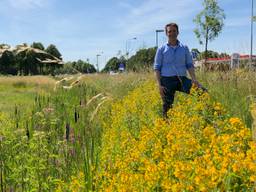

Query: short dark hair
left=165, top=23, right=179, bottom=33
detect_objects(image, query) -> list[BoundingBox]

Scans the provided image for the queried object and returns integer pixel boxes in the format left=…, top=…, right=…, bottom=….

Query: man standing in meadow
left=154, top=22, right=202, bottom=117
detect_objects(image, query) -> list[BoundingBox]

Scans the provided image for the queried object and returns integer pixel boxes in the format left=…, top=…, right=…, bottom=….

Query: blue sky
left=0, top=0, right=254, bottom=69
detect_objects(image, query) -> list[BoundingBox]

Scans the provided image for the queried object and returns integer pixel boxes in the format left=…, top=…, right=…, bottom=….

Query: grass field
left=0, top=76, right=55, bottom=114
left=0, top=70, right=255, bottom=191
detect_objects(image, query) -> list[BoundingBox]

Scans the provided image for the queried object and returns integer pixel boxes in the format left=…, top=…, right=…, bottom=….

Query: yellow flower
left=249, top=175, right=256, bottom=182
left=95, top=80, right=256, bottom=191
left=194, top=176, right=201, bottom=185
left=229, top=117, right=241, bottom=125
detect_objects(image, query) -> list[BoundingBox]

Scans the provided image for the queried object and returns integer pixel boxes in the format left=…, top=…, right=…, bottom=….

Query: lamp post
left=125, top=37, right=137, bottom=58
left=96, top=51, right=104, bottom=72
left=96, top=54, right=101, bottom=72
left=155, top=29, right=164, bottom=48
left=250, top=0, right=254, bottom=68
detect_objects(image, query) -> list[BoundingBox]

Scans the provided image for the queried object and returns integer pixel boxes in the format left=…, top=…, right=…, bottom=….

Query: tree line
left=0, top=42, right=96, bottom=75
left=0, top=44, right=228, bottom=75
left=102, top=48, right=229, bottom=73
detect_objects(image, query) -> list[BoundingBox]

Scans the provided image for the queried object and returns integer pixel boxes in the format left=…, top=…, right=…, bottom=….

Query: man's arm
left=154, top=48, right=166, bottom=98
left=185, top=46, right=200, bottom=87
left=188, top=67, right=200, bottom=87
left=153, top=47, right=163, bottom=86
left=155, top=70, right=161, bottom=87
left=155, top=70, right=166, bottom=98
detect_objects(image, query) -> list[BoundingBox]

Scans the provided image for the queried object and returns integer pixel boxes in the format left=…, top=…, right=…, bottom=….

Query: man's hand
left=188, top=68, right=201, bottom=88
left=159, top=85, right=167, bottom=98
left=192, top=79, right=201, bottom=88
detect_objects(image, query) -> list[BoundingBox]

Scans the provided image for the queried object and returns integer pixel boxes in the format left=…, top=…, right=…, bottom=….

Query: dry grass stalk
left=90, top=97, right=111, bottom=122
left=54, top=75, right=83, bottom=91
left=86, top=93, right=104, bottom=106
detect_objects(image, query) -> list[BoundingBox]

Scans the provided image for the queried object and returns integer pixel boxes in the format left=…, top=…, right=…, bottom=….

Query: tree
left=193, top=0, right=225, bottom=63
left=219, top=52, right=230, bottom=58
left=54, top=60, right=96, bottom=74
left=73, top=59, right=96, bottom=73
left=0, top=50, right=17, bottom=74
left=198, top=50, right=218, bottom=60
left=46, top=44, right=62, bottom=59
left=102, top=57, right=121, bottom=72
left=31, top=42, right=45, bottom=50
left=191, top=48, right=200, bottom=60
left=126, top=47, right=156, bottom=72
left=0, top=44, right=11, bottom=49
left=197, top=50, right=230, bottom=60
left=191, top=48, right=200, bottom=55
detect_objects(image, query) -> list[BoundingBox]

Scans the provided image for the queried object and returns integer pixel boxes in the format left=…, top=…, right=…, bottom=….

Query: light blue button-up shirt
left=154, top=41, right=194, bottom=77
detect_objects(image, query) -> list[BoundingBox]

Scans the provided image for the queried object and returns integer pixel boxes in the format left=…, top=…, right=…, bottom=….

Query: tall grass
left=0, top=73, right=150, bottom=191
left=197, top=69, right=256, bottom=127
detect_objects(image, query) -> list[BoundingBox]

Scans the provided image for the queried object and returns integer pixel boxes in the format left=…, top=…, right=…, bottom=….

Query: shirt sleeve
left=185, top=46, right=194, bottom=69
left=153, top=47, right=162, bottom=71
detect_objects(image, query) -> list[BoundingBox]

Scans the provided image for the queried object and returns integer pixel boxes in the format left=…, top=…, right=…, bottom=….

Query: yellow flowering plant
left=95, top=81, right=256, bottom=191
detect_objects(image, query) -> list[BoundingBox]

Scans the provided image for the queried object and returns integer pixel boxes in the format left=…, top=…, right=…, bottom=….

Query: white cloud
left=117, top=0, right=201, bottom=36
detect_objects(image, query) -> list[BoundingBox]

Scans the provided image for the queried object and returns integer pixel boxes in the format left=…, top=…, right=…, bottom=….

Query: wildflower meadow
left=0, top=70, right=255, bottom=191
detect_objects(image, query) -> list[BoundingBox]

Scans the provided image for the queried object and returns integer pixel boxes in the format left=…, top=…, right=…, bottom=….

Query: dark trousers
left=160, top=76, right=192, bottom=117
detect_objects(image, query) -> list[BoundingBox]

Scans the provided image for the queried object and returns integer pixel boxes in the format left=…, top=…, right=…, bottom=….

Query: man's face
left=166, top=26, right=178, bottom=40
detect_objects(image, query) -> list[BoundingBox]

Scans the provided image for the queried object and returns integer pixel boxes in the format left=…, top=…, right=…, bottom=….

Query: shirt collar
left=166, top=40, right=180, bottom=47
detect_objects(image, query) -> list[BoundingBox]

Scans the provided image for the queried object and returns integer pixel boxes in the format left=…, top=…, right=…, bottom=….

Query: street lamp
left=96, top=51, right=104, bottom=72
left=96, top=54, right=101, bottom=72
left=125, top=37, right=137, bottom=58
left=155, top=29, right=164, bottom=47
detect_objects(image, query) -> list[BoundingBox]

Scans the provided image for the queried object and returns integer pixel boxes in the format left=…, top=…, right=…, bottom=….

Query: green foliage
left=198, top=50, right=230, bottom=59
left=73, top=59, right=96, bottom=73
left=191, top=48, right=200, bottom=56
left=0, top=43, right=65, bottom=75
left=126, top=47, right=157, bottom=72
left=15, top=48, right=40, bottom=75
left=45, top=44, right=62, bottom=60
left=54, top=62, right=77, bottom=74
left=194, top=0, right=225, bottom=59
left=197, top=70, right=256, bottom=127
left=102, top=47, right=156, bottom=73
left=0, top=50, right=17, bottom=75
left=54, top=60, right=96, bottom=74
left=31, top=42, right=45, bottom=50
left=0, top=44, right=10, bottom=49
left=194, top=0, right=225, bottom=44
left=253, top=16, right=256, bottom=22
left=102, top=57, right=122, bottom=72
